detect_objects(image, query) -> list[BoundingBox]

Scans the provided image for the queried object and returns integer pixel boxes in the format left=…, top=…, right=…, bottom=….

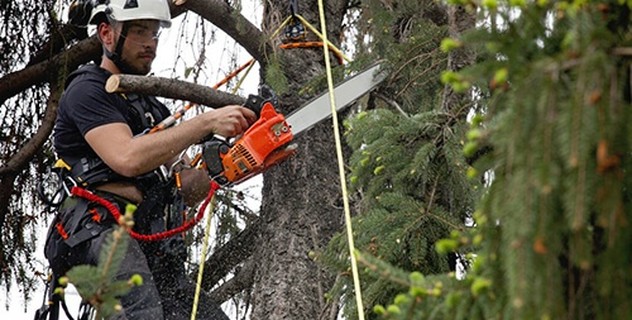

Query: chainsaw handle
left=243, top=94, right=264, bottom=118
left=243, top=85, right=278, bottom=118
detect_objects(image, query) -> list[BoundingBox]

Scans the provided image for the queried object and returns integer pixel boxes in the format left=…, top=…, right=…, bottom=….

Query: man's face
left=115, top=20, right=161, bottom=75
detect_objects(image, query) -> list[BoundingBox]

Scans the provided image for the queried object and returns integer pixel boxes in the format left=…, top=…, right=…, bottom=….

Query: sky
left=1, top=1, right=264, bottom=318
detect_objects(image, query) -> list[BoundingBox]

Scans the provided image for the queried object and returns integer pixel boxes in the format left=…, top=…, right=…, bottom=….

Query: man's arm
left=85, top=105, right=256, bottom=178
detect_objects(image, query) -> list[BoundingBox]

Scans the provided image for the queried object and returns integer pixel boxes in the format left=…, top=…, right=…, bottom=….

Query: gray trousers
left=45, top=196, right=229, bottom=320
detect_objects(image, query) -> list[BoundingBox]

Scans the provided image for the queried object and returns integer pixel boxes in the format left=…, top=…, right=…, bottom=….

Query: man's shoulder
left=65, top=64, right=110, bottom=89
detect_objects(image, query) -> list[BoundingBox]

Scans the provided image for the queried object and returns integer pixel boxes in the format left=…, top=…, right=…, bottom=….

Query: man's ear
left=97, top=22, right=115, bottom=46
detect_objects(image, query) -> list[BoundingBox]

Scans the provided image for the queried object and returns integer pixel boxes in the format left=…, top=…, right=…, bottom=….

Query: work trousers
left=45, top=194, right=229, bottom=320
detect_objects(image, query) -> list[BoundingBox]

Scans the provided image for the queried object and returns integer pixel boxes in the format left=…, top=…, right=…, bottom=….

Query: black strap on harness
left=125, top=92, right=168, bottom=134
left=71, top=157, right=129, bottom=188
left=34, top=273, right=76, bottom=320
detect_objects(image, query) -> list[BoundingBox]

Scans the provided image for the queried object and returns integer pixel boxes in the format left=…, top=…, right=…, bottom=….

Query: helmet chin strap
left=104, top=20, right=136, bottom=74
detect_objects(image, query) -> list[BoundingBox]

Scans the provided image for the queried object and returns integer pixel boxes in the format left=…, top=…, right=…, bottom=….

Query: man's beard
left=118, top=57, right=150, bottom=75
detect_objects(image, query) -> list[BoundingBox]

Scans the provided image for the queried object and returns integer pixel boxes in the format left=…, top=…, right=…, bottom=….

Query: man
left=44, top=0, right=256, bottom=319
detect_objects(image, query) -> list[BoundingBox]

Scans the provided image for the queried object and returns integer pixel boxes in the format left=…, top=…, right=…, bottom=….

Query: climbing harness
left=70, top=183, right=219, bottom=242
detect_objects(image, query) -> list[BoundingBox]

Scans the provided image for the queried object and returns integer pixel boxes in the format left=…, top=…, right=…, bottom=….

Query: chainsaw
left=202, top=62, right=387, bottom=185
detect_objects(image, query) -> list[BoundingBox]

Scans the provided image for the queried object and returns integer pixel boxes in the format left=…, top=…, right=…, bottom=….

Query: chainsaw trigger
left=244, top=94, right=265, bottom=118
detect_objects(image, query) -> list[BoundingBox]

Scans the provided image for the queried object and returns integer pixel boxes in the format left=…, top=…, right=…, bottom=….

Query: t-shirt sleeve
left=65, top=78, right=128, bottom=136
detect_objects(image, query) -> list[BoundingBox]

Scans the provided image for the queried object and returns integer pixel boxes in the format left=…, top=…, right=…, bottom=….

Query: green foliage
left=58, top=208, right=141, bottom=319
left=319, top=2, right=481, bottom=318
left=324, top=1, right=632, bottom=319
left=357, top=248, right=504, bottom=320
left=264, top=55, right=289, bottom=95
left=351, top=0, right=449, bottom=115
left=324, top=93, right=477, bottom=318
left=461, top=2, right=632, bottom=319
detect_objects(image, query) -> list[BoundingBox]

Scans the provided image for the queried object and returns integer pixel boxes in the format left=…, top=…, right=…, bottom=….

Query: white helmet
left=89, top=0, right=171, bottom=28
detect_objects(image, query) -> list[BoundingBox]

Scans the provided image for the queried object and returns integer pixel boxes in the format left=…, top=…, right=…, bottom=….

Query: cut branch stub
left=105, top=74, right=246, bottom=108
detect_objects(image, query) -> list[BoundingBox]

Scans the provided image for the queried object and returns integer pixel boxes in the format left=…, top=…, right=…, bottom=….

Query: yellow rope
left=294, top=14, right=352, bottom=63
left=315, top=1, right=365, bottom=319
left=190, top=195, right=217, bottom=320
left=231, top=59, right=257, bottom=95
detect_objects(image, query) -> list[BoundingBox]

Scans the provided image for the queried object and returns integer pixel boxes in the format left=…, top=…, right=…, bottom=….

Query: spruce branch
left=387, top=50, right=435, bottom=87
left=612, top=47, right=632, bottom=56
left=395, top=56, right=448, bottom=100
left=355, top=250, right=410, bottom=288
left=374, top=92, right=409, bottom=118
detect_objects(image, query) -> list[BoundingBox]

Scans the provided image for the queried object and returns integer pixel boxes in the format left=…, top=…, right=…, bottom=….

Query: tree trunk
left=440, top=5, right=476, bottom=114
left=250, top=0, right=349, bottom=318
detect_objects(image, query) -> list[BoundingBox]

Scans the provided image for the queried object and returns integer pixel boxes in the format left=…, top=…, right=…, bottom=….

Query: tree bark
left=440, top=5, right=476, bottom=114
left=208, top=257, right=256, bottom=303
left=200, top=216, right=263, bottom=290
left=249, top=0, right=349, bottom=318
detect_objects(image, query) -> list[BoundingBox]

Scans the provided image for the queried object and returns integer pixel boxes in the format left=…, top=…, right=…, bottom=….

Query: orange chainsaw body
left=221, top=102, right=295, bottom=184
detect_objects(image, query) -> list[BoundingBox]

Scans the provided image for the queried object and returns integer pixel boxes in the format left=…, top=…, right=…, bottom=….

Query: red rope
left=70, top=182, right=220, bottom=242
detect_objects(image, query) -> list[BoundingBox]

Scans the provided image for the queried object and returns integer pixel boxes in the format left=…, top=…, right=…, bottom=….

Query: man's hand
left=204, top=105, right=257, bottom=137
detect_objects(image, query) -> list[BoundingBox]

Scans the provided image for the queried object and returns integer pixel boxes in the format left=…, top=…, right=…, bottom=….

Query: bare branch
left=199, top=217, right=262, bottom=289
left=612, top=47, right=632, bottom=56
left=176, top=0, right=270, bottom=65
left=105, top=74, right=246, bottom=108
left=0, top=36, right=101, bottom=105
left=27, top=24, right=89, bottom=67
left=0, top=80, right=63, bottom=177
left=208, top=257, right=256, bottom=303
left=374, top=92, right=409, bottom=118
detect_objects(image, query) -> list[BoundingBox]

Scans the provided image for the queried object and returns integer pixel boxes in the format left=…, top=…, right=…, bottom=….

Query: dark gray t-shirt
left=53, top=64, right=169, bottom=164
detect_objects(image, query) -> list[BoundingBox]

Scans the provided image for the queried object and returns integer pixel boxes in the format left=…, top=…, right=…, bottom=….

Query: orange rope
left=212, top=59, right=255, bottom=90
left=55, top=223, right=69, bottom=240
left=148, top=59, right=256, bottom=134
left=279, top=41, right=345, bottom=65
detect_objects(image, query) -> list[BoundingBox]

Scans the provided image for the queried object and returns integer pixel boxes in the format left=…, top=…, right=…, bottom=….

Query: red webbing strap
left=70, top=182, right=220, bottom=242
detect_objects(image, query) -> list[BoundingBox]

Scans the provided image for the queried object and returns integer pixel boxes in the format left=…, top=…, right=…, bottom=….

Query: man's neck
left=100, top=57, right=121, bottom=74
